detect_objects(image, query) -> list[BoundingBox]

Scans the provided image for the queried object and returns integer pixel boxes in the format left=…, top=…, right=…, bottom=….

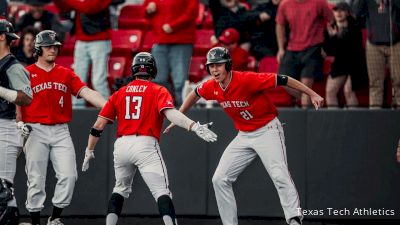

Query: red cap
left=218, top=28, right=239, bottom=45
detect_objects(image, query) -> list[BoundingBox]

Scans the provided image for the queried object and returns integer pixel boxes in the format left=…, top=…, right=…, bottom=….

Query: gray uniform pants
left=112, top=135, right=172, bottom=200
left=212, top=118, right=303, bottom=225
left=24, top=123, right=78, bottom=212
left=0, top=119, right=22, bottom=183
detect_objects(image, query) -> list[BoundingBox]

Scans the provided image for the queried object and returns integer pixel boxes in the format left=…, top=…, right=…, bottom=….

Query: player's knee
left=113, top=183, right=132, bottom=198
left=270, top=166, right=290, bottom=184
left=60, top=174, right=78, bottom=185
left=107, top=193, right=125, bottom=216
left=157, top=195, right=176, bottom=219
left=212, top=173, right=230, bottom=188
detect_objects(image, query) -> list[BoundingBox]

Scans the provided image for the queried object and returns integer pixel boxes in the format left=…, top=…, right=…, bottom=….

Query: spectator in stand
left=15, top=0, right=65, bottom=41
left=144, top=0, right=198, bottom=106
left=323, top=2, right=367, bottom=108
left=11, top=26, right=39, bottom=66
left=352, top=0, right=400, bottom=109
left=276, top=0, right=332, bottom=107
left=0, top=0, right=6, bottom=19
left=209, top=0, right=251, bottom=50
left=218, top=28, right=251, bottom=71
left=246, top=0, right=281, bottom=60
left=54, top=0, right=112, bottom=108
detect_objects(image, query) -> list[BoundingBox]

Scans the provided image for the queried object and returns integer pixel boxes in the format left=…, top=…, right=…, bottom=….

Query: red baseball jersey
left=196, top=71, right=278, bottom=132
left=21, top=64, right=86, bottom=124
left=99, top=79, right=175, bottom=141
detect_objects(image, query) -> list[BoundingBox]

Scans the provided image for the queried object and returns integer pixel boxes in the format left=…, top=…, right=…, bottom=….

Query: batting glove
left=82, top=148, right=95, bottom=172
left=16, top=121, right=32, bottom=138
left=191, top=122, right=218, bottom=142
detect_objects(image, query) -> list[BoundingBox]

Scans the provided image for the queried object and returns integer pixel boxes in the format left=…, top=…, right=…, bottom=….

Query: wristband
left=90, top=127, right=103, bottom=137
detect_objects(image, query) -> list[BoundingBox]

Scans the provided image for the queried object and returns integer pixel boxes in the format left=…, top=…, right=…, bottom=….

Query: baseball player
left=81, top=52, right=217, bottom=225
left=165, top=47, right=324, bottom=225
left=20, top=30, right=107, bottom=225
left=0, top=19, right=32, bottom=225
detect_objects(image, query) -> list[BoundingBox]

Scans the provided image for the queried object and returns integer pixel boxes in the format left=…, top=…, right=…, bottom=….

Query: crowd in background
left=1, top=0, right=399, bottom=109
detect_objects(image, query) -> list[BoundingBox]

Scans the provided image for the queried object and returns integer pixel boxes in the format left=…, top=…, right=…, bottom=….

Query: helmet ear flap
left=206, top=64, right=211, bottom=75
left=225, top=59, right=232, bottom=72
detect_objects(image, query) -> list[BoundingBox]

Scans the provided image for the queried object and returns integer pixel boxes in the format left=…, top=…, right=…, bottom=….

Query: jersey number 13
left=125, top=96, right=143, bottom=119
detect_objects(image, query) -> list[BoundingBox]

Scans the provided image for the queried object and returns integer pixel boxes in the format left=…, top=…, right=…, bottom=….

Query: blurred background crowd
left=0, top=0, right=399, bottom=109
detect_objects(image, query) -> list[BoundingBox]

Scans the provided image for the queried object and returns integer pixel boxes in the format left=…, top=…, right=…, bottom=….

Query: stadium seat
left=189, top=56, right=207, bottom=83
left=194, top=29, right=214, bottom=56
left=258, top=56, right=278, bottom=73
left=56, top=56, right=127, bottom=93
left=258, top=56, right=293, bottom=106
left=140, top=31, right=154, bottom=52
left=108, top=57, right=127, bottom=92
left=111, top=29, right=142, bottom=74
left=111, top=29, right=143, bottom=56
left=55, top=56, right=74, bottom=69
left=60, top=34, right=76, bottom=56
left=118, top=4, right=149, bottom=30
left=108, top=57, right=127, bottom=80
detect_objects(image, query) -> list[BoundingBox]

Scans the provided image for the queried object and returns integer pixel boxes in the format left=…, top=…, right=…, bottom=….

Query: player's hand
left=310, top=94, right=324, bottom=110
left=146, top=2, right=156, bottom=14
left=162, top=24, right=173, bottom=34
left=259, top=12, right=271, bottom=22
left=16, top=121, right=32, bottom=138
left=396, top=146, right=400, bottom=163
left=82, top=148, right=95, bottom=172
left=276, top=49, right=285, bottom=64
left=163, top=123, right=176, bottom=134
left=191, top=122, right=217, bottom=142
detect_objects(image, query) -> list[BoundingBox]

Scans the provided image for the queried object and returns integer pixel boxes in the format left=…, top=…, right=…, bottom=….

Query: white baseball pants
left=212, top=118, right=303, bottom=225
left=112, top=135, right=172, bottom=200
left=0, top=119, right=22, bottom=183
left=24, top=123, right=78, bottom=212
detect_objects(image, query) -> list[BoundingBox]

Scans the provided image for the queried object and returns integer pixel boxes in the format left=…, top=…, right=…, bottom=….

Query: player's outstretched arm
left=164, top=90, right=201, bottom=133
left=163, top=108, right=217, bottom=142
left=82, top=117, right=108, bottom=172
left=79, top=87, right=107, bottom=108
left=286, top=76, right=324, bottom=109
left=0, top=86, right=32, bottom=106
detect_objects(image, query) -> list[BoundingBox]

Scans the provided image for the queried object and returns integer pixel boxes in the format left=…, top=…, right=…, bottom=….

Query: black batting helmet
left=131, top=52, right=157, bottom=79
left=0, top=20, right=19, bottom=40
left=34, top=30, right=62, bottom=57
left=205, top=47, right=232, bottom=74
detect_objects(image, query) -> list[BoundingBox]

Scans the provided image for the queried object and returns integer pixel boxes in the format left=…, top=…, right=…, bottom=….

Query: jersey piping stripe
left=277, top=124, right=301, bottom=210
left=195, top=86, right=204, bottom=99
left=153, top=141, right=171, bottom=196
left=159, top=106, right=175, bottom=114
left=98, top=115, right=114, bottom=123
left=75, top=86, right=87, bottom=98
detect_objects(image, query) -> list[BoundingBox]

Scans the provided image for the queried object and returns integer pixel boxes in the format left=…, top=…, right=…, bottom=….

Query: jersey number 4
left=125, top=96, right=143, bottom=119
